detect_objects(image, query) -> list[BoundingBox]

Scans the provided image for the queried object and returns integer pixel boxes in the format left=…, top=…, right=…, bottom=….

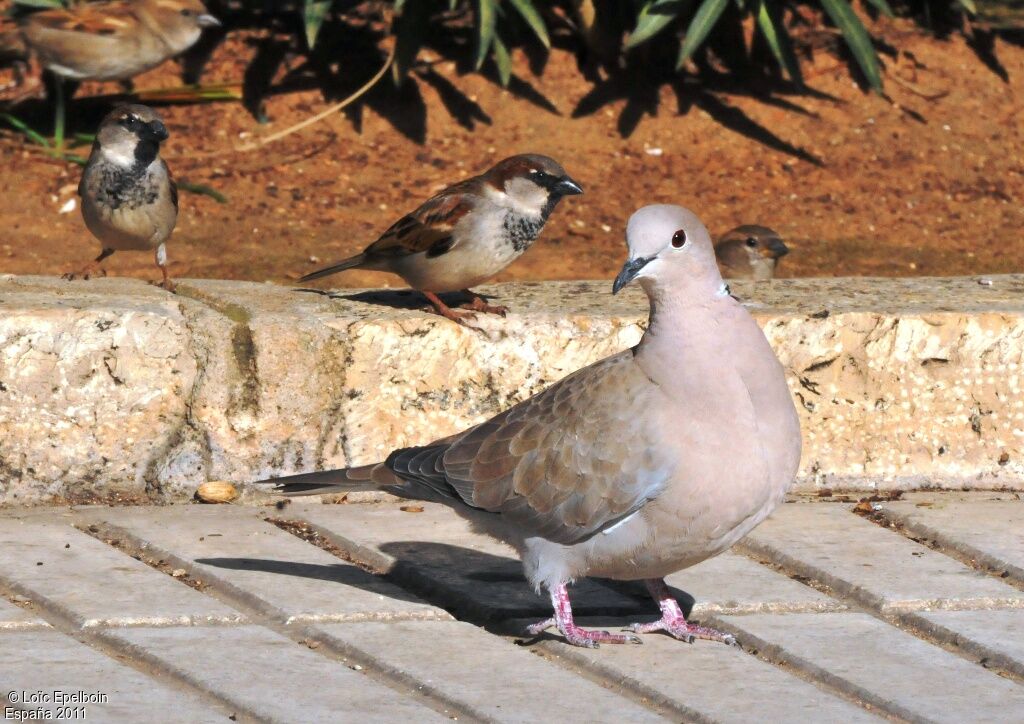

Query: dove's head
left=613, top=204, right=725, bottom=296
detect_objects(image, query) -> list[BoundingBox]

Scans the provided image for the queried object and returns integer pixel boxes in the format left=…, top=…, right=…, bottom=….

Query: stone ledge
left=0, top=273, right=1022, bottom=504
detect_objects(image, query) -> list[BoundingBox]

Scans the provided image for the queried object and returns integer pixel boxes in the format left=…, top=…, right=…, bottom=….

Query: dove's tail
left=255, top=462, right=401, bottom=497
left=298, top=253, right=368, bottom=283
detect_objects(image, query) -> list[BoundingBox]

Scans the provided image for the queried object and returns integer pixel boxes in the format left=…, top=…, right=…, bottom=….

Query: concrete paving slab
left=533, top=620, right=884, bottom=723
left=105, top=625, right=448, bottom=723
left=314, top=620, right=665, bottom=723
left=881, top=499, right=1024, bottom=580
left=0, top=629, right=225, bottom=722
left=716, top=611, right=1024, bottom=723
left=0, top=598, right=48, bottom=630
left=296, top=503, right=645, bottom=619
left=908, top=608, right=1024, bottom=677
left=91, top=506, right=448, bottom=624
left=665, top=551, right=845, bottom=615
left=744, top=503, right=1024, bottom=612
left=0, top=516, right=242, bottom=628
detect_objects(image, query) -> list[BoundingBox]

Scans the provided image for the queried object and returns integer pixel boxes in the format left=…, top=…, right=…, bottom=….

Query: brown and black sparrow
left=300, top=153, right=583, bottom=323
left=66, top=104, right=178, bottom=290
left=1, top=0, right=218, bottom=141
left=714, top=225, right=789, bottom=281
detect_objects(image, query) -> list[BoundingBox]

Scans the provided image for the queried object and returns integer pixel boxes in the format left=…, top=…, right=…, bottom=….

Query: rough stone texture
left=314, top=620, right=665, bottom=723
left=5, top=274, right=1024, bottom=503
left=86, top=505, right=448, bottom=623
left=0, top=630, right=226, bottom=722
left=0, top=514, right=242, bottom=628
left=717, top=611, right=1024, bottom=723
left=104, top=625, right=447, bottom=723
left=880, top=497, right=1024, bottom=580
left=743, top=502, right=1024, bottom=612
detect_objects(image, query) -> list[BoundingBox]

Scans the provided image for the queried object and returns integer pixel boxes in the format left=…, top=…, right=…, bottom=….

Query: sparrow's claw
left=461, top=294, right=508, bottom=317
left=62, top=266, right=105, bottom=281
left=150, top=278, right=177, bottom=293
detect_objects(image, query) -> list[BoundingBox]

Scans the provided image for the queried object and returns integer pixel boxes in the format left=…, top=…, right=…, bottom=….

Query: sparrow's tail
left=298, top=253, right=368, bottom=283
left=254, top=462, right=401, bottom=497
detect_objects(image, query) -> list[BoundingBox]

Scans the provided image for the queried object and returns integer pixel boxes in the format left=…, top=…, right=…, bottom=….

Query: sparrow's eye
left=121, top=115, right=139, bottom=128
left=745, top=237, right=758, bottom=247
left=671, top=229, right=687, bottom=248
left=180, top=8, right=194, bottom=17
left=530, top=170, right=552, bottom=184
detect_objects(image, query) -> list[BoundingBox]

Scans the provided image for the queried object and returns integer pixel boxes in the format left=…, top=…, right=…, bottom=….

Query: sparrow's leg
left=422, top=290, right=476, bottom=324
left=460, top=290, right=508, bottom=317
left=151, top=243, right=176, bottom=291
left=626, top=578, right=737, bottom=645
left=526, top=582, right=642, bottom=648
left=62, top=248, right=114, bottom=281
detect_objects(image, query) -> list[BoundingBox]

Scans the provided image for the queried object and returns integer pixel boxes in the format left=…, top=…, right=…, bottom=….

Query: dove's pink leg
left=526, top=583, right=641, bottom=648
left=628, top=578, right=737, bottom=645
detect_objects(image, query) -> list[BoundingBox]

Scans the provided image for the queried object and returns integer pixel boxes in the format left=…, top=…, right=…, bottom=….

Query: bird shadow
left=197, top=541, right=700, bottom=633
left=294, top=287, right=502, bottom=312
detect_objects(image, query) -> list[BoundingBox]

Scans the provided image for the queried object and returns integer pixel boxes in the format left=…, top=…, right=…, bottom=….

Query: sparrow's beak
left=143, top=120, right=169, bottom=142
left=761, top=237, right=789, bottom=259
left=197, top=14, right=221, bottom=28
left=612, top=255, right=652, bottom=295
left=555, top=177, right=583, bottom=196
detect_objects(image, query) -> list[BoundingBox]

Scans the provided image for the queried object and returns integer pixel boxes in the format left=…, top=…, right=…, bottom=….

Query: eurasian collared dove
left=258, top=204, right=802, bottom=648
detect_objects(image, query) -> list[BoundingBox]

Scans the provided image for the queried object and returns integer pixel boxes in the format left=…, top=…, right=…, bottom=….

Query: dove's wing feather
left=384, top=350, right=674, bottom=545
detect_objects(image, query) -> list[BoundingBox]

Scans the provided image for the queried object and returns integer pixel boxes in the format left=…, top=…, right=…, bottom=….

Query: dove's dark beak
left=555, top=177, right=583, bottom=196
left=197, top=14, right=221, bottom=28
left=613, top=256, right=652, bottom=294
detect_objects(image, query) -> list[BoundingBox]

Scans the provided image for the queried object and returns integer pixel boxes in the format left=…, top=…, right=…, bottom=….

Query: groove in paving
left=743, top=502, right=1024, bottom=613
left=0, top=515, right=243, bottom=628
left=312, top=620, right=668, bottom=723
left=82, top=505, right=448, bottom=624
left=102, top=625, right=453, bottom=724
left=0, top=629, right=230, bottom=723
left=0, top=596, right=49, bottom=631
left=877, top=498, right=1024, bottom=585
left=525, top=619, right=890, bottom=724
left=713, top=611, right=1024, bottom=724
left=900, top=608, right=1024, bottom=679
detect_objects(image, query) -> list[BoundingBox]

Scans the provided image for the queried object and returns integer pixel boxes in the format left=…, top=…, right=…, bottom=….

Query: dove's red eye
left=671, top=230, right=687, bottom=248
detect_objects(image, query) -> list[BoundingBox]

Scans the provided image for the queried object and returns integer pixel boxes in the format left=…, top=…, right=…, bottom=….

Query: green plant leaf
left=820, top=0, right=883, bottom=91
left=862, top=0, right=895, bottom=19
left=0, top=113, right=50, bottom=148
left=474, top=0, right=498, bottom=70
left=676, top=0, right=730, bottom=69
left=12, top=0, right=66, bottom=8
left=508, top=0, right=550, bottom=48
left=303, top=0, right=333, bottom=50
left=493, top=35, right=512, bottom=86
left=956, top=0, right=977, bottom=13
left=626, top=0, right=688, bottom=49
left=755, top=0, right=803, bottom=85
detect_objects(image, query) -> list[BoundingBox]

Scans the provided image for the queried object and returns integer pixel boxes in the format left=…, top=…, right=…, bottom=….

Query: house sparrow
left=1, top=0, right=218, bottom=142
left=714, top=225, right=789, bottom=280
left=65, top=104, right=178, bottom=290
left=10, top=0, right=219, bottom=82
left=300, top=154, right=583, bottom=323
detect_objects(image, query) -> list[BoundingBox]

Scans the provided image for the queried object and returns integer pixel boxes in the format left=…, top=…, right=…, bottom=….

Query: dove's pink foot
left=527, top=582, right=641, bottom=648
left=627, top=578, right=737, bottom=645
